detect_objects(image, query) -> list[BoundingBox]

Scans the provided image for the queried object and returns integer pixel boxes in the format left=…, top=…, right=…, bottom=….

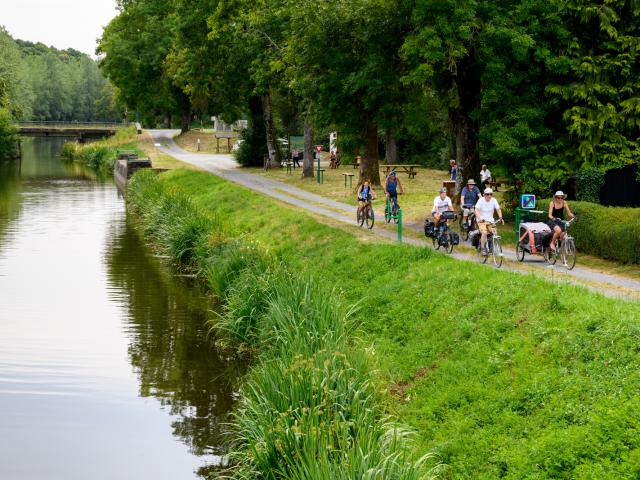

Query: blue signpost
left=515, top=194, right=543, bottom=232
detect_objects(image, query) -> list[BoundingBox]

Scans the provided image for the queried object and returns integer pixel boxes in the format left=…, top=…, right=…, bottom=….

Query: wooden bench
left=341, top=172, right=355, bottom=188
left=381, top=164, right=421, bottom=179
left=319, top=169, right=326, bottom=184
left=284, top=162, right=294, bottom=174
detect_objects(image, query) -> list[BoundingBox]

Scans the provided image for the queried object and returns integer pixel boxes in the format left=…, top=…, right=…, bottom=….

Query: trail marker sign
left=521, top=194, right=536, bottom=209
left=315, top=145, right=323, bottom=152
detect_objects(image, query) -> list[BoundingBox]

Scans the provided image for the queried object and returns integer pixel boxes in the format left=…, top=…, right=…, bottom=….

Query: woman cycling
left=356, top=180, right=376, bottom=215
left=547, top=190, right=575, bottom=252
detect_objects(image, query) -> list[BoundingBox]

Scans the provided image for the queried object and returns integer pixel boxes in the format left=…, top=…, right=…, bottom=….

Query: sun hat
left=484, top=188, right=494, bottom=195
left=467, top=179, right=476, bottom=185
left=554, top=190, right=566, bottom=198
left=439, top=187, right=447, bottom=193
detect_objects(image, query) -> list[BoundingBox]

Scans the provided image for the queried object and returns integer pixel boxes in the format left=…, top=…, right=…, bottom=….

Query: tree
left=0, top=108, right=19, bottom=159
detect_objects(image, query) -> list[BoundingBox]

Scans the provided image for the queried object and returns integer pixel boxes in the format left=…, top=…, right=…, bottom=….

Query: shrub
left=0, top=108, right=19, bottom=159
left=539, top=199, right=640, bottom=263
left=575, top=168, right=605, bottom=203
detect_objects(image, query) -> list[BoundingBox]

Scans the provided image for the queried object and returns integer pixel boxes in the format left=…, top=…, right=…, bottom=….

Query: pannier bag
left=442, top=210, right=457, bottom=220
left=469, top=229, right=480, bottom=248
left=519, top=222, right=552, bottom=254
left=424, top=219, right=435, bottom=238
left=451, top=232, right=460, bottom=245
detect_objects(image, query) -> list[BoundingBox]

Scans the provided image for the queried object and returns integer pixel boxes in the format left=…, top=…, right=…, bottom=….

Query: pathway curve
left=149, top=130, right=640, bottom=300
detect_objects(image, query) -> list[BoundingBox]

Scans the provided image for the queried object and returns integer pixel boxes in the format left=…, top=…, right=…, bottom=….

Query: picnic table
left=341, top=172, right=355, bottom=188
left=381, top=164, right=421, bottom=179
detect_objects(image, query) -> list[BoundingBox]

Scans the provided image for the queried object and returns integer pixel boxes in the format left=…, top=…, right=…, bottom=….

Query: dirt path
left=149, top=130, right=640, bottom=300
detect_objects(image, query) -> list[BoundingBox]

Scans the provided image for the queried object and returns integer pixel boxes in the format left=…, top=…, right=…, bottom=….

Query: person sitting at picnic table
left=329, top=151, right=338, bottom=169
left=383, top=171, right=404, bottom=204
left=480, top=164, right=492, bottom=189
left=356, top=180, right=376, bottom=215
left=460, top=178, right=481, bottom=226
left=432, top=187, right=453, bottom=231
left=450, top=159, right=458, bottom=181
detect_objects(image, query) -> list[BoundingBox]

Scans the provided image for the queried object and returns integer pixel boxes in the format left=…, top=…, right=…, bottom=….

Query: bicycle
left=544, top=217, right=577, bottom=269
left=476, top=219, right=504, bottom=268
left=432, top=210, right=459, bottom=254
left=356, top=196, right=375, bottom=229
left=459, top=206, right=477, bottom=241
left=384, top=194, right=400, bottom=224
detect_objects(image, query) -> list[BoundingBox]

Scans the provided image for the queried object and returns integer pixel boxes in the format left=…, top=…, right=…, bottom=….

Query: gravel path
left=149, top=130, right=640, bottom=300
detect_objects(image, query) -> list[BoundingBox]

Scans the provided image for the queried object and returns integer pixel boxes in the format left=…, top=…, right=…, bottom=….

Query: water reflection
left=104, top=216, right=238, bottom=464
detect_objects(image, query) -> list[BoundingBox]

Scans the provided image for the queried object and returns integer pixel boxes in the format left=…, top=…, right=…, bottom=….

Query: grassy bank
left=61, top=126, right=140, bottom=172
left=127, top=168, right=640, bottom=478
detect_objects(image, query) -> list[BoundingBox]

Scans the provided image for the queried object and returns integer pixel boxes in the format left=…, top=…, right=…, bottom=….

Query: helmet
left=439, top=187, right=447, bottom=193
left=389, top=171, right=396, bottom=177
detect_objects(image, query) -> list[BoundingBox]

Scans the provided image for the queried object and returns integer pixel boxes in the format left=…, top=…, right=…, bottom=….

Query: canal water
left=0, top=138, right=235, bottom=479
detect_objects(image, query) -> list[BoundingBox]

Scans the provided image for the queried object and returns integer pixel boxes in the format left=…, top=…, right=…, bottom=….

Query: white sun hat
left=483, top=188, right=494, bottom=195
left=554, top=191, right=566, bottom=198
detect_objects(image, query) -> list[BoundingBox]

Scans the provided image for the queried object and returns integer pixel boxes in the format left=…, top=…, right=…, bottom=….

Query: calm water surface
left=0, top=139, right=235, bottom=479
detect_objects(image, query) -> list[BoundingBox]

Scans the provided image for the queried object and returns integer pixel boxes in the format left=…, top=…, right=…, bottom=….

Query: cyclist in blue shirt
left=383, top=171, right=404, bottom=207
left=356, top=180, right=376, bottom=215
left=460, top=178, right=481, bottom=226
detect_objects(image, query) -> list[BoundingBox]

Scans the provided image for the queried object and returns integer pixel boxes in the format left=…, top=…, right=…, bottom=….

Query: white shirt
left=480, top=168, right=492, bottom=182
left=432, top=195, right=453, bottom=214
left=475, top=197, right=500, bottom=222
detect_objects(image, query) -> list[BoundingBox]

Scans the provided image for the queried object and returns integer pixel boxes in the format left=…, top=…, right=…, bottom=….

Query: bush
left=234, top=124, right=267, bottom=167
left=539, top=199, right=640, bottom=263
left=575, top=168, right=605, bottom=203
left=0, top=108, right=19, bottom=159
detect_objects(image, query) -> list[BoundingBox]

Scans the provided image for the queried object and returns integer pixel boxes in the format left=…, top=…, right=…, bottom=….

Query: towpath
left=149, top=130, right=640, bottom=300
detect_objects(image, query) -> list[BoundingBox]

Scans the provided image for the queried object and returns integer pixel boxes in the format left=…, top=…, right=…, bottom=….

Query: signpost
left=515, top=194, right=543, bottom=232
left=315, top=145, right=323, bottom=184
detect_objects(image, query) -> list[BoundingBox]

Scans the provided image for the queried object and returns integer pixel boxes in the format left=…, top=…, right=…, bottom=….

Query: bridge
left=16, top=121, right=141, bottom=141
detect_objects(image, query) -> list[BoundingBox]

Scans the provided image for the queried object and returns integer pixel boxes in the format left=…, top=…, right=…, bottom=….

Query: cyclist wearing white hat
left=475, top=187, right=503, bottom=255
left=548, top=191, right=575, bottom=252
left=432, top=187, right=453, bottom=230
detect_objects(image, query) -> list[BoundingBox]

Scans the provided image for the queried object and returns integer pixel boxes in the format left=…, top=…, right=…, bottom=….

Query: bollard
left=316, top=153, right=321, bottom=184
left=398, top=208, right=403, bottom=243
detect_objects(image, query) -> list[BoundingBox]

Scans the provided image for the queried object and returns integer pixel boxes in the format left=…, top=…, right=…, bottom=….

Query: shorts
left=548, top=219, right=566, bottom=232
left=462, top=206, right=474, bottom=215
left=478, top=222, right=496, bottom=235
left=387, top=192, right=397, bottom=199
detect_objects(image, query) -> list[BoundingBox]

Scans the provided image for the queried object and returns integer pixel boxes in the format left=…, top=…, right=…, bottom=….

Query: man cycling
left=460, top=178, right=481, bottom=229
left=432, top=187, right=453, bottom=231
left=474, top=187, right=503, bottom=255
left=383, top=171, right=404, bottom=209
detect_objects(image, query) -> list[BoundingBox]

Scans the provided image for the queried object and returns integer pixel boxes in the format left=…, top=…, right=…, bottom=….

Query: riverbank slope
left=127, top=167, right=640, bottom=478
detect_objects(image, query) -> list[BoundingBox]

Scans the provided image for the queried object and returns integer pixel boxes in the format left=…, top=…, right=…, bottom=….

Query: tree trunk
left=179, top=92, right=191, bottom=133
left=451, top=58, right=481, bottom=195
left=360, top=121, right=381, bottom=185
left=162, top=113, right=171, bottom=128
left=261, top=93, right=280, bottom=167
left=303, top=118, right=314, bottom=178
left=384, top=128, right=398, bottom=165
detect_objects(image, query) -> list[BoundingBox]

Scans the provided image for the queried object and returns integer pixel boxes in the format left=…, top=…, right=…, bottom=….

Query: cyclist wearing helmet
left=432, top=187, right=453, bottom=230
left=547, top=190, right=574, bottom=252
left=475, top=187, right=503, bottom=255
left=384, top=171, right=404, bottom=203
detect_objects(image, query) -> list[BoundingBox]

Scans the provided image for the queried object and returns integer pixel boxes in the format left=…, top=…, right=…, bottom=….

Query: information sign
left=521, top=194, right=536, bottom=209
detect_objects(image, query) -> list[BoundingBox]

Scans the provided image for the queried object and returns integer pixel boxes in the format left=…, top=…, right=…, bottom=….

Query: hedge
left=538, top=199, right=640, bottom=264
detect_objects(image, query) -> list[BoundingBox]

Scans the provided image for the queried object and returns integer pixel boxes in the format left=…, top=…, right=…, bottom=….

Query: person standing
left=480, top=164, right=492, bottom=189
left=292, top=149, right=301, bottom=168
left=450, top=159, right=458, bottom=181
left=474, top=188, right=503, bottom=255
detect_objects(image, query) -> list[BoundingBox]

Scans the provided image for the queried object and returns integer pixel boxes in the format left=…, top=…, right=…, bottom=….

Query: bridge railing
left=16, top=121, right=134, bottom=129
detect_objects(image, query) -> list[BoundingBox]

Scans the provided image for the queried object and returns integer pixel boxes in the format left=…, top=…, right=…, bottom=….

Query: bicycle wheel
left=385, top=203, right=391, bottom=223
left=446, top=231, right=454, bottom=254
left=544, top=240, right=559, bottom=265
left=392, top=202, right=399, bottom=224
left=357, top=208, right=364, bottom=227
left=366, top=206, right=375, bottom=229
left=516, top=241, right=525, bottom=262
left=492, top=237, right=503, bottom=268
left=480, top=237, right=490, bottom=264
left=563, top=238, right=576, bottom=270
left=432, top=233, right=440, bottom=250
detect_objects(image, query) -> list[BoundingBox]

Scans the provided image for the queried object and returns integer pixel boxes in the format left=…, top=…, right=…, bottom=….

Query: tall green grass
left=126, top=169, right=432, bottom=479
left=60, top=126, right=139, bottom=172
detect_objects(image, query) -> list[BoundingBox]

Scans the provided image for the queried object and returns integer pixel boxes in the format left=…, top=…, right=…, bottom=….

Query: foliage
left=538, top=198, right=640, bottom=264
left=60, top=127, right=139, bottom=172
left=0, top=108, right=19, bottom=159
left=129, top=169, right=640, bottom=478
left=575, top=167, right=606, bottom=203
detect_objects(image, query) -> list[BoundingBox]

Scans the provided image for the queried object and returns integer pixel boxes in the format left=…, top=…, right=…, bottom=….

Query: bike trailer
left=519, top=222, right=552, bottom=254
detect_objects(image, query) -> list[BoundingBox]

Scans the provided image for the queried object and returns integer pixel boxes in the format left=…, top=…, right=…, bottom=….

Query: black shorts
left=548, top=219, right=566, bottom=232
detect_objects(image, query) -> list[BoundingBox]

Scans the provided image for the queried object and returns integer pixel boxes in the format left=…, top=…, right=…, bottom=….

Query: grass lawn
left=133, top=168, right=640, bottom=478
left=173, top=130, right=238, bottom=154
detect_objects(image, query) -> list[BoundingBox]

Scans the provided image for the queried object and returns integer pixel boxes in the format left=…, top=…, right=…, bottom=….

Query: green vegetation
left=126, top=170, right=430, bottom=478
left=126, top=168, right=640, bottom=477
left=0, top=28, right=120, bottom=122
left=0, top=108, right=19, bottom=159
left=60, top=127, right=139, bottom=172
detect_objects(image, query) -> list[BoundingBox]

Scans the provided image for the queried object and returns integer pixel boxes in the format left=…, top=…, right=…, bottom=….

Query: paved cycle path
left=149, top=130, right=640, bottom=299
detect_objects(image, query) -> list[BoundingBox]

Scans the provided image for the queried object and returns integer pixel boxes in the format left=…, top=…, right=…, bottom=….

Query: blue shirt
left=461, top=185, right=481, bottom=207
left=451, top=166, right=457, bottom=181
left=386, top=177, right=397, bottom=194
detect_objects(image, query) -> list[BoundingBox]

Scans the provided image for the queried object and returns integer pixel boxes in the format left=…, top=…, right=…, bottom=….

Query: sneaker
left=481, top=248, right=488, bottom=256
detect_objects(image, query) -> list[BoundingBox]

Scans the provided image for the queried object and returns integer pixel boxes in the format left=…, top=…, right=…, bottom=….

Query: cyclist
left=356, top=180, right=376, bottom=215
left=384, top=171, right=404, bottom=209
left=547, top=190, right=575, bottom=252
left=474, top=187, right=503, bottom=255
left=432, top=187, right=453, bottom=231
left=460, top=178, right=481, bottom=228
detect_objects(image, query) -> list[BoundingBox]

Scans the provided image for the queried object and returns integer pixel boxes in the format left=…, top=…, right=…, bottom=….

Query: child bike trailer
left=517, top=222, right=552, bottom=258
